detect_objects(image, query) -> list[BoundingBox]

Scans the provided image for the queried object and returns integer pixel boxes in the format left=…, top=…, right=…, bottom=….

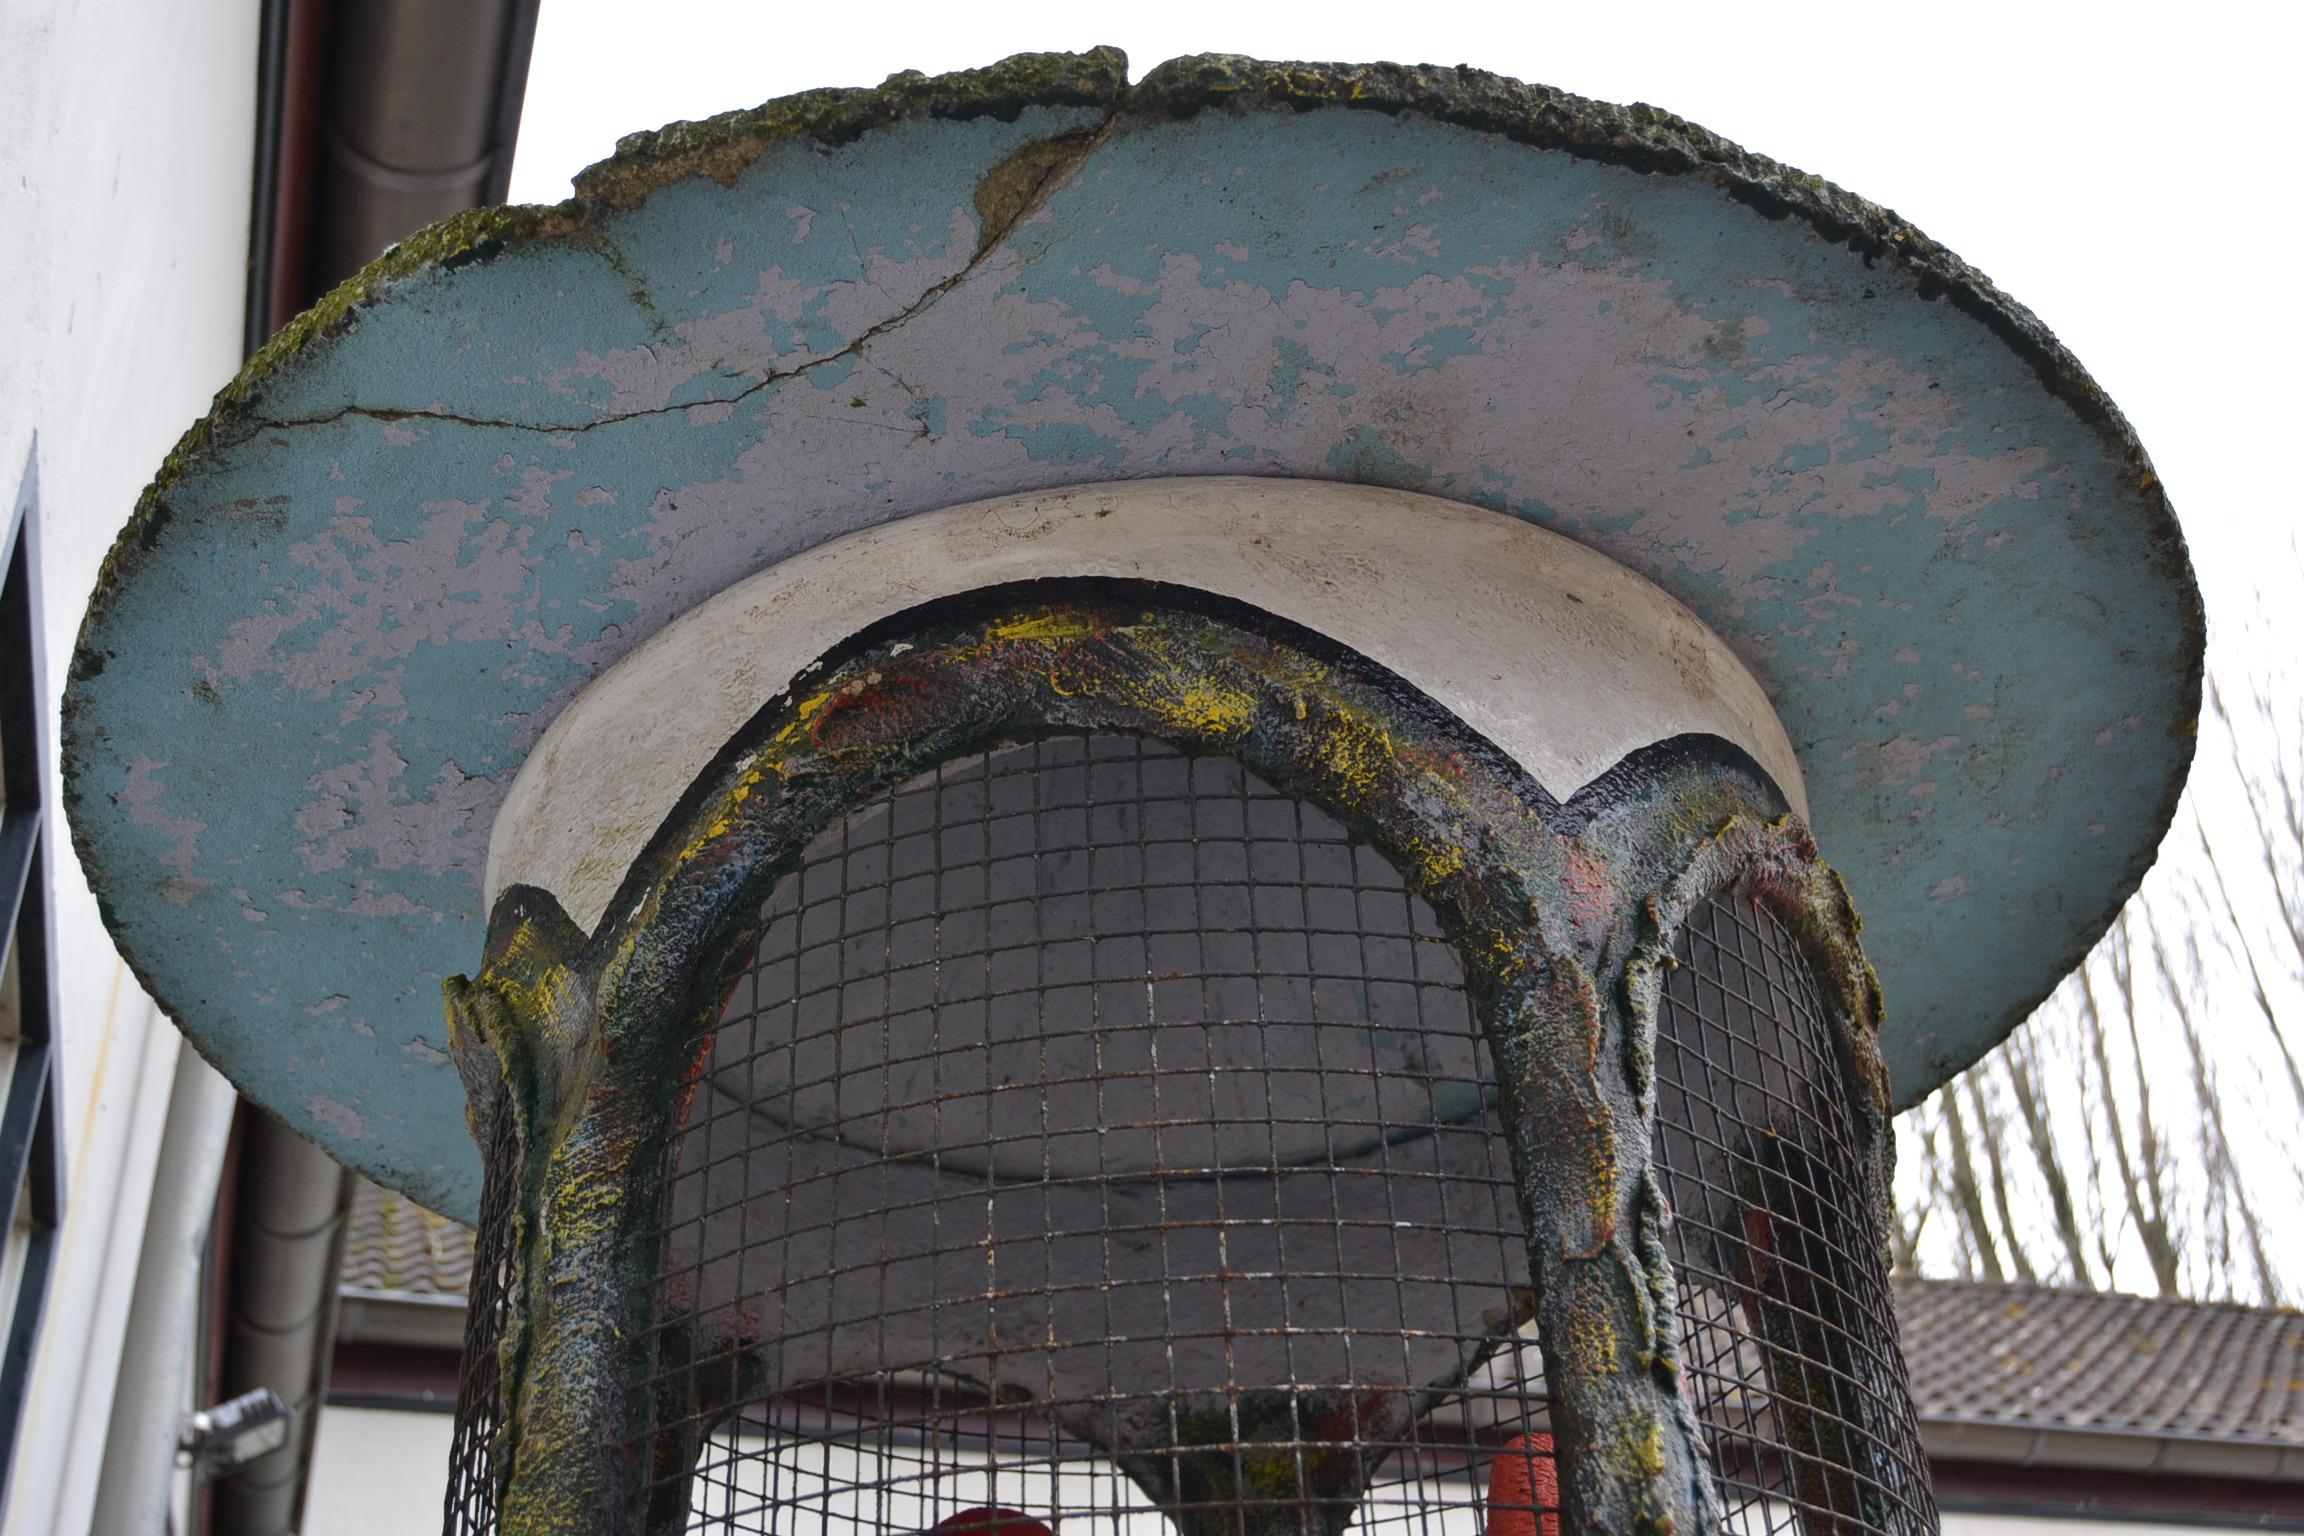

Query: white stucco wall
left=307, top=1409, right=458, bottom=1536
left=0, top=3, right=259, bottom=1532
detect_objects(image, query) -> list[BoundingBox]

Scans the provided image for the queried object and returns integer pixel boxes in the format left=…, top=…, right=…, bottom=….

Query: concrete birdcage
left=63, top=51, right=2200, bottom=1536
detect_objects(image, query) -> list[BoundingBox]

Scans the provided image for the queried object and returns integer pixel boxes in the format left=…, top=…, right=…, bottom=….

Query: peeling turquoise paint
left=64, top=53, right=2200, bottom=1221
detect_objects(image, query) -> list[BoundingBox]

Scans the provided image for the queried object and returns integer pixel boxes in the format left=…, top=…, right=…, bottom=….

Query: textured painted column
left=446, top=893, right=746, bottom=1534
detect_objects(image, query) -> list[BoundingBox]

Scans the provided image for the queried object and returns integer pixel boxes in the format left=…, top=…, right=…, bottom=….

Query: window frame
left=0, top=449, right=67, bottom=1509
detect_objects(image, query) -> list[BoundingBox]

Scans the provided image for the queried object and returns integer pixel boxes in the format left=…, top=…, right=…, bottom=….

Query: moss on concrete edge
left=577, top=46, right=1131, bottom=208
left=80, top=44, right=2198, bottom=671
left=72, top=202, right=577, bottom=654
left=1129, top=57, right=2186, bottom=540
left=71, top=49, right=1137, bottom=672
left=58, top=52, right=1140, bottom=1129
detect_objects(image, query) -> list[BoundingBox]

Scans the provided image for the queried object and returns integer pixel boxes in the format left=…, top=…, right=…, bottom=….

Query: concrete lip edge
left=487, top=476, right=1811, bottom=936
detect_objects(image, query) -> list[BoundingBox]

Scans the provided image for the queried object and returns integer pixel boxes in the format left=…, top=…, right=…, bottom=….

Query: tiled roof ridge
left=1897, top=1272, right=2300, bottom=1321
left=342, top=1178, right=476, bottom=1298
left=1892, top=1273, right=2304, bottom=1448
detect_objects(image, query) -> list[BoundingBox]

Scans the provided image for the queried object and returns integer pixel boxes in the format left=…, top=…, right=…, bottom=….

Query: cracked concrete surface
left=62, top=50, right=2200, bottom=1219
left=245, top=125, right=1112, bottom=443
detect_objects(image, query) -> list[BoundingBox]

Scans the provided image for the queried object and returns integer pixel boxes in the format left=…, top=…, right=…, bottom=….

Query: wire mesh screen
left=445, top=1095, right=522, bottom=1535
left=1653, top=892, right=1937, bottom=1536
left=632, top=734, right=1554, bottom=1536
left=443, top=731, right=1935, bottom=1536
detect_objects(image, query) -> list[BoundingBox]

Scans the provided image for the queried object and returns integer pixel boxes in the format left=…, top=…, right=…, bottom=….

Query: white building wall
left=1939, top=1518, right=2235, bottom=1536
left=307, top=1410, right=457, bottom=1536
left=0, top=2, right=260, bottom=1533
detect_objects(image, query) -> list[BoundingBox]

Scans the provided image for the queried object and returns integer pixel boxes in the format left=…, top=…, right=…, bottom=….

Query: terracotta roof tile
left=1893, top=1277, right=2304, bottom=1447
left=340, top=1178, right=475, bottom=1296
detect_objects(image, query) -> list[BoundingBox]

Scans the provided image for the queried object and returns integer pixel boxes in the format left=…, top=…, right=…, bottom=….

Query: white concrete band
left=486, top=477, right=1808, bottom=934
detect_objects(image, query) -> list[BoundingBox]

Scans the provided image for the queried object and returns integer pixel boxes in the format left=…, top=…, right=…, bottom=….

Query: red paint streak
left=1558, top=845, right=1616, bottom=932
left=678, top=1030, right=715, bottom=1084
left=662, top=1015, right=722, bottom=1130
left=810, top=670, right=957, bottom=751
left=1399, top=743, right=1473, bottom=784
left=1485, top=1433, right=1561, bottom=1536
left=1311, top=1387, right=1394, bottom=1443
left=1392, top=740, right=1438, bottom=776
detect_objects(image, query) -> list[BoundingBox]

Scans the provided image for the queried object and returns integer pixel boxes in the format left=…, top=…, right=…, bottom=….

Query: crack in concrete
left=246, top=113, right=1119, bottom=444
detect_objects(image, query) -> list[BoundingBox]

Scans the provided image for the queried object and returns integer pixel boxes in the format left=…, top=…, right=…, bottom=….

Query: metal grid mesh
left=441, top=730, right=1934, bottom=1536
left=630, top=734, right=1552, bottom=1536
left=1652, top=892, right=1937, bottom=1536
left=444, top=1096, right=521, bottom=1535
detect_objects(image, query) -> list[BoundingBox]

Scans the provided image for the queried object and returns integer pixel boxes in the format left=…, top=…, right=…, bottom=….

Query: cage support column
left=446, top=886, right=749, bottom=1536
left=1505, top=763, right=1903, bottom=1536
left=1481, top=959, right=1719, bottom=1535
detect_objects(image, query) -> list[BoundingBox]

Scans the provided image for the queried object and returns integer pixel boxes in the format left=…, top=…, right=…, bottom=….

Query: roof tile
left=338, top=1182, right=2301, bottom=1445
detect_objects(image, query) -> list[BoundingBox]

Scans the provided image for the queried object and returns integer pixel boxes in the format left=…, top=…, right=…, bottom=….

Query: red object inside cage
left=931, top=1509, right=1054, bottom=1536
left=1485, top=1433, right=1560, bottom=1536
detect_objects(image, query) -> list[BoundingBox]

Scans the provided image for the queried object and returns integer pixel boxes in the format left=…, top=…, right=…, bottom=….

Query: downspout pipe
left=211, top=1114, right=354, bottom=1535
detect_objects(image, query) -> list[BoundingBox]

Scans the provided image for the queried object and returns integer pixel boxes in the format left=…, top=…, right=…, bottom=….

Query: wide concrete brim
left=64, top=50, right=2201, bottom=1221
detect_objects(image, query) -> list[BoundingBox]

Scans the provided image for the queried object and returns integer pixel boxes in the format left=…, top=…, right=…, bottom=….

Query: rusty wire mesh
left=444, top=1096, right=522, bottom=1535
left=629, top=733, right=1550, bottom=1536
left=1653, top=892, right=1937, bottom=1536
left=442, top=731, right=1933, bottom=1536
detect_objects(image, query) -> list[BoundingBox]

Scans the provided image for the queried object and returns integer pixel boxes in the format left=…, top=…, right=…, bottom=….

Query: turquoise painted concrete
left=66, top=67, right=2199, bottom=1220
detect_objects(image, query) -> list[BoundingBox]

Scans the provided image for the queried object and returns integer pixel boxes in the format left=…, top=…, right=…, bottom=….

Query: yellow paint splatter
left=1159, top=681, right=1255, bottom=737
left=989, top=611, right=1100, bottom=644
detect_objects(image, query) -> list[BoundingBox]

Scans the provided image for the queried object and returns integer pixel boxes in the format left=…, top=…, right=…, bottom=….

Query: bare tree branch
left=1940, top=1085, right=2006, bottom=1284
left=2152, top=912, right=2286, bottom=1304
left=2004, top=1029, right=2093, bottom=1287
left=1969, top=1075, right=2038, bottom=1285
left=2113, top=911, right=2184, bottom=1297
left=2191, top=796, right=2304, bottom=1118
